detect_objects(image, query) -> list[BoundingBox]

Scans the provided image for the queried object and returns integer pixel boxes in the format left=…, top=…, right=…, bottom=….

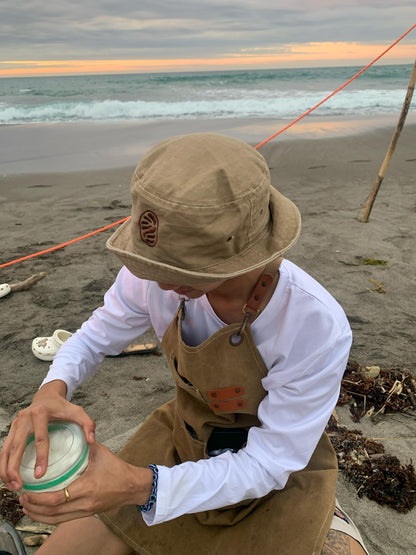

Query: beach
left=0, top=115, right=415, bottom=554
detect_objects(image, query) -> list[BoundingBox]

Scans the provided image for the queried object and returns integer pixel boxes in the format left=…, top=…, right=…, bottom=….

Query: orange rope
left=0, top=217, right=130, bottom=268
left=254, top=23, right=416, bottom=149
left=1, top=24, right=415, bottom=270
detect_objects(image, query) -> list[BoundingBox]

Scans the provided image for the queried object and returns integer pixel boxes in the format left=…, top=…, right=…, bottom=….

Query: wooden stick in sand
left=361, top=59, right=416, bottom=223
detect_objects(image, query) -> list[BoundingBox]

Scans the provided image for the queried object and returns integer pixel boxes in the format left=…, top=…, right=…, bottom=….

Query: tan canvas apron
left=100, top=267, right=338, bottom=555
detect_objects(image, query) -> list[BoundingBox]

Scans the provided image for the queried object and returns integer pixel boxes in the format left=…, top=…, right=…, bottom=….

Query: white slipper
left=31, top=329, right=73, bottom=361
left=0, top=283, right=11, bottom=298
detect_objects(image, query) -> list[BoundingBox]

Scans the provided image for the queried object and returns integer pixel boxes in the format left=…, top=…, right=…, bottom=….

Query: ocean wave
left=0, top=88, right=410, bottom=124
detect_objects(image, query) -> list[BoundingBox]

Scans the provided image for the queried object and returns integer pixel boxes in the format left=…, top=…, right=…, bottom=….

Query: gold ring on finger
left=64, top=486, right=70, bottom=503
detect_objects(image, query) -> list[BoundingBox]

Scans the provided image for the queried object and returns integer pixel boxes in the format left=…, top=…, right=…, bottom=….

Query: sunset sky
left=1, top=0, right=415, bottom=78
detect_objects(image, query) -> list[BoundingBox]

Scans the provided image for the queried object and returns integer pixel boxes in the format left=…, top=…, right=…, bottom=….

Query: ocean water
left=0, top=64, right=414, bottom=125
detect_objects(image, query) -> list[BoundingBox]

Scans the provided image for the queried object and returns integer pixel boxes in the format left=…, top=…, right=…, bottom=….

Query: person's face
left=157, top=280, right=226, bottom=299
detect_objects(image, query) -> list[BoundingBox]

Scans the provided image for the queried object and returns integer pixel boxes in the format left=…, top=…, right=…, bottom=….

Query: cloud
left=0, top=0, right=414, bottom=63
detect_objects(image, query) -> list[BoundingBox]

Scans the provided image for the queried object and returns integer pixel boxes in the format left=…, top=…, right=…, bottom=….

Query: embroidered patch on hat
left=139, top=210, right=159, bottom=247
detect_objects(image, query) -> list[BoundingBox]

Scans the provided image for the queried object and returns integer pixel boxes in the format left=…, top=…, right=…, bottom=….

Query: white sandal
left=31, top=329, right=73, bottom=361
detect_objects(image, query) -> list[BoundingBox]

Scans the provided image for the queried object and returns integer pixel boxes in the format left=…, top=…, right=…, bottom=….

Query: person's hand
left=18, top=441, right=154, bottom=524
left=0, top=380, right=96, bottom=491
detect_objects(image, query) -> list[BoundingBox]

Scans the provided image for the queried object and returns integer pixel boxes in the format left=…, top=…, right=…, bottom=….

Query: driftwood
left=9, top=272, right=47, bottom=292
left=16, top=523, right=56, bottom=535
left=23, top=534, right=49, bottom=547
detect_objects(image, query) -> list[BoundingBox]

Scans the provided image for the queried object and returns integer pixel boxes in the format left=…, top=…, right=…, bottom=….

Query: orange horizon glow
left=1, top=42, right=415, bottom=78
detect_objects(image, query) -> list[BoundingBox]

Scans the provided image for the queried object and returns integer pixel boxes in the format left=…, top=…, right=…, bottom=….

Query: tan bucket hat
left=107, top=133, right=301, bottom=285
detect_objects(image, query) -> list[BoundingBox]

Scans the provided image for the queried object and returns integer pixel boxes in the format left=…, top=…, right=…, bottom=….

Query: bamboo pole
left=361, top=60, right=416, bottom=223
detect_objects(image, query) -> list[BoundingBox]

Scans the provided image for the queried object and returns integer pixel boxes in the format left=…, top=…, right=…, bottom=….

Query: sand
left=0, top=116, right=415, bottom=554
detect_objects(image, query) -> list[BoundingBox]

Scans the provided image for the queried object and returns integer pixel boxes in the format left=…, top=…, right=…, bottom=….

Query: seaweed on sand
left=326, top=416, right=416, bottom=513
left=339, top=359, right=416, bottom=423
left=0, top=485, right=25, bottom=526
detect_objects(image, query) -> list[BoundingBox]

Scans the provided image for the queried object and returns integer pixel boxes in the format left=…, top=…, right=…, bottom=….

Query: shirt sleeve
left=143, top=301, right=352, bottom=526
left=40, top=267, right=152, bottom=400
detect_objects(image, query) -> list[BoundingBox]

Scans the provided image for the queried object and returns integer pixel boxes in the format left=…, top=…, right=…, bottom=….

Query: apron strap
left=243, top=273, right=274, bottom=318
left=232, top=257, right=282, bottom=344
left=176, top=296, right=190, bottom=324
left=243, top=257, right=282, bottom=319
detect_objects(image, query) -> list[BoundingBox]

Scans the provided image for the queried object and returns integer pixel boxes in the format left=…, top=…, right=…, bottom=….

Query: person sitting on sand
left=0, top=133, right=368, bottom=555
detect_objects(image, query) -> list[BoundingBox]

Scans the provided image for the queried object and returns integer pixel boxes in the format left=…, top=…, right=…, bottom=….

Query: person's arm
left=12, top=319, right=349, bottom=525
left=41, top=266, right=152, bottom=400
left=143, top=300, right=352, bottom=525
left=0, top=267, right=152, bottom=489
left=18, top=441, right=156, bottom=525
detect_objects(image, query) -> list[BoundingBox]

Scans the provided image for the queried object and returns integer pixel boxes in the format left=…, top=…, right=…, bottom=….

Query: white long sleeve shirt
left=41, top=259, right=352, bottom=525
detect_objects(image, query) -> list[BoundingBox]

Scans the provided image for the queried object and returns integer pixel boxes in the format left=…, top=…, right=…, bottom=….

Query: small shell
left=361, top=365, right=381, bottom=379
left=0, top=283, right=11, bottom=298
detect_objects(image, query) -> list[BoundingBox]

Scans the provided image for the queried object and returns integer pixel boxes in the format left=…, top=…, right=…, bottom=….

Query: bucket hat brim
left=107, top=186, right=301, bottom=285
